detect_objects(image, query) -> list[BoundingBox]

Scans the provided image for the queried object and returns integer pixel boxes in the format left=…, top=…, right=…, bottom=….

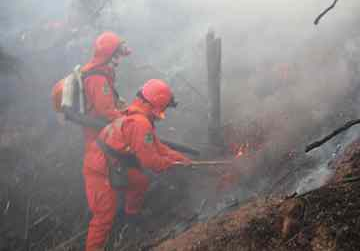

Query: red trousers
left=84, top=169, right=149, bottom=251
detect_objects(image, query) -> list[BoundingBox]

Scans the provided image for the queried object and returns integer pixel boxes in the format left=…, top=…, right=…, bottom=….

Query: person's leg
left=85, top=177, right=117, bottom=251
left=124, top=169, right=149, bottom=216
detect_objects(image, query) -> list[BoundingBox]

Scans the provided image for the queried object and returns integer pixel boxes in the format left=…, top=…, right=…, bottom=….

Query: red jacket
left=83, top=99, right=188, bottom=176
left=81, top=63, right=123, bottom=152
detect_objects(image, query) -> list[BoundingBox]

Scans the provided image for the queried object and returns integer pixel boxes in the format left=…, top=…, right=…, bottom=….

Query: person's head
left=92, top=31, right=131, bottom=67
left=137, top=79, right=177, bottom=120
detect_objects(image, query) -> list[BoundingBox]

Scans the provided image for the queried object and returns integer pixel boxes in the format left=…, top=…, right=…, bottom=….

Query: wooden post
left=206, top=30, right=223, bottom=146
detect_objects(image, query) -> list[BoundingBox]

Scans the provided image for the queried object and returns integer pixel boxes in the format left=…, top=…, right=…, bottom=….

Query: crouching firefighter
left=83, top=79, right=192, bottom=251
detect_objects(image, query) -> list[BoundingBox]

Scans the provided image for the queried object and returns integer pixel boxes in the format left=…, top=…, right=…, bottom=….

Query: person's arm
left=155, top=137, right=191, bottom=163
left=125, top=120, right=175, bottom=173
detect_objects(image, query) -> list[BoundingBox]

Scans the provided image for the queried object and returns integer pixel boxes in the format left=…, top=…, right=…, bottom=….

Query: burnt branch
left=305, top=119, right=360, bottom=152
left=314, top=0, right=339, bottom=25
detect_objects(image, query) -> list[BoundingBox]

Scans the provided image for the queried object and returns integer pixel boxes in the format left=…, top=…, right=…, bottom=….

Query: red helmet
left=93, top=31, right=123, bottom=65
left=140, top=79, right=177, bottom=119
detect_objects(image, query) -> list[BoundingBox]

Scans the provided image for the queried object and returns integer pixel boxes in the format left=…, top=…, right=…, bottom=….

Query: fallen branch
left=305, top=119, right=360, bottom=153
left=314, top=0, right=339, bottom=25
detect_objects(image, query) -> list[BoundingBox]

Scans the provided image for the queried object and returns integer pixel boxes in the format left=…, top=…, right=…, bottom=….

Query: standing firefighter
left=79, top=31, right=131, bottom=151
left=51, top=31, right=131, bottom=150
left=83, top=79, right=191, bottom=251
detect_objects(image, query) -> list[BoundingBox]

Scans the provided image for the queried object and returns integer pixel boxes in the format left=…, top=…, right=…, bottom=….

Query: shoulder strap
left=82, top=69, right=119, bottom=99
left=81, top=69, right=112, bottom=80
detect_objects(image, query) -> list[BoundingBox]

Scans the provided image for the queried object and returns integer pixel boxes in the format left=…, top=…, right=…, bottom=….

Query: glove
left=180, top=157, right=192, bottom=166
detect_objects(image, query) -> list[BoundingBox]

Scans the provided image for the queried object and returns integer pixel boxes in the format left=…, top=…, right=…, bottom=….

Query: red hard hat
left=93, top=31, right=123, bottom=65
left=140, top=79, right=176, bottom=119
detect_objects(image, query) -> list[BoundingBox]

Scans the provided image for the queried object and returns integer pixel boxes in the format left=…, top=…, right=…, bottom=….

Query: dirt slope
left=153, top=138, right=360, bottom=251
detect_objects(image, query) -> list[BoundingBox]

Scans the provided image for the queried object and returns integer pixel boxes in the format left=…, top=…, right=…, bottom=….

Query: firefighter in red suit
left=83, top=79, right=191, bottom=251
left=52, top=31, right=131, bottom=154
left=80, top=31, right=131, bottom=153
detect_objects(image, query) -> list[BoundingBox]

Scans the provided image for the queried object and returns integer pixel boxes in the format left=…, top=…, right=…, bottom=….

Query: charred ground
left=153, top=138, right=360, bottom=251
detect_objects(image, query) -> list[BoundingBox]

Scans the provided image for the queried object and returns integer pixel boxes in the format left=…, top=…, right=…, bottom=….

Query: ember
left=235, top=144, right=247, bottom=158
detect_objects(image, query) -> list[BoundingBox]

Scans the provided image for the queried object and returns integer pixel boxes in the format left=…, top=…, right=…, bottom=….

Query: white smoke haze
left=2, top=0, right=360, bottom=234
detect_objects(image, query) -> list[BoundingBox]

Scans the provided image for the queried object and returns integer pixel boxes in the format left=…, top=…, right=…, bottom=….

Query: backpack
left=51, top=65, right=115, bottom=114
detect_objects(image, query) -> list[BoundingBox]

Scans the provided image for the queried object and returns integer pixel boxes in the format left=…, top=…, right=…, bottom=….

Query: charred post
left=206, top=30, right=223, bottom=147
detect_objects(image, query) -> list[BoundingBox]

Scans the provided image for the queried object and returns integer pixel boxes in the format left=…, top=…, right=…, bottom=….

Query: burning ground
left=151, top=138, right=360, bottom=251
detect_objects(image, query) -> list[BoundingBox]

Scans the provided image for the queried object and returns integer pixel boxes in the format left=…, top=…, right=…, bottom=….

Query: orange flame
left=236, top=148, right=244, bottom=158
left=235, top=144, right=248, bottom=159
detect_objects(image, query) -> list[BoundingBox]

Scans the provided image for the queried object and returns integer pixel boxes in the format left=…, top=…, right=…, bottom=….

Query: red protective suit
left=80, top=31, right=125, bottom=152
left=83, top=98, right=189, bottom=251
left=80, top=32, right=126, bottom=251
left=81, top=64, right=123, bottom=152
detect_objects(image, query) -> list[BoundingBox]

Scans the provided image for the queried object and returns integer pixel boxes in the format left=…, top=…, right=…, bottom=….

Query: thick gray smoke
left=107, top=0, right=360, bottom=148
left=2, top=0, right=360, bottom=237
left=108, top=0, right=360, bottom=196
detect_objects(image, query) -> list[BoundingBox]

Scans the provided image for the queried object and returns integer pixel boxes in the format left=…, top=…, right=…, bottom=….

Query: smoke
left=105, top=0, right=360, bottom=152
left=117, top=0, right=360, bottom=200
left=2, top=0, right=360, bottom=240
left=117, top=0, right=360, bottom=192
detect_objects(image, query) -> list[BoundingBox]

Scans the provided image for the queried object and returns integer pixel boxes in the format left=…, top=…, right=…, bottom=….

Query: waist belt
left=96, top=139, right=139, bottom=168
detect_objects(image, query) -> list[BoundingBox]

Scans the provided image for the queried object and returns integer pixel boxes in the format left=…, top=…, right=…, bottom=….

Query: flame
left=236, top=148, right=244, bottom=158
left=234, top=144, right=248, bottom=159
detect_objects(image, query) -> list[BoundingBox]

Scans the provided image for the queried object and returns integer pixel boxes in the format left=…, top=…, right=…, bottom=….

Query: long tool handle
left=191, top=160, right=233, bottom=166
left=160, top=139, right=200, bottom=156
